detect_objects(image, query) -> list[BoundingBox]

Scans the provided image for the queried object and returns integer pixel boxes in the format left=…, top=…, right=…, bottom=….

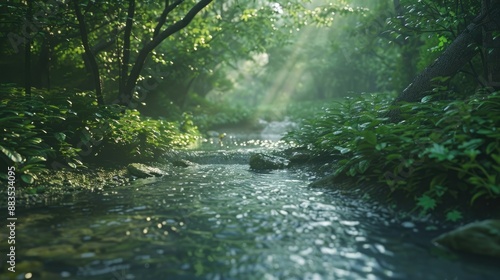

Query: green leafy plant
left=0, top=86, right=200, bottom=185
left=286, top=90, right=500, bottom=215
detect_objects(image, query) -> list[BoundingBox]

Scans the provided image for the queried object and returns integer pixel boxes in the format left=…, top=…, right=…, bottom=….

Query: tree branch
left=153, top=0, right=184, bottom=38
left=121, top=0, right=213, bottom=105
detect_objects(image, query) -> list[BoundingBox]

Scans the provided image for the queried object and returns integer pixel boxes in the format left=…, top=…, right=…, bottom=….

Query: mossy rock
left=249, top=153, right=289, bottom=170
left=433, top=219, right=500, bottom=258
left=127, top=163, right=166, bottom=178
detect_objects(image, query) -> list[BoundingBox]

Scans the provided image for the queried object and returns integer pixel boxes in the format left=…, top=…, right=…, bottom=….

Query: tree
left=67, top=0, right=213, bottom=106
left=73, top=0, right=104, bottom=105
left=118, top=0, right=213, bottom=106
left=389, top=0, right=500, bottom=119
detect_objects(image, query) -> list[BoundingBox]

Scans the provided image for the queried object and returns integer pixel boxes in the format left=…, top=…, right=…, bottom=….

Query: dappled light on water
left=4, top=155, right=500, bottom=279
left=1, top=122, right=498, bottom=280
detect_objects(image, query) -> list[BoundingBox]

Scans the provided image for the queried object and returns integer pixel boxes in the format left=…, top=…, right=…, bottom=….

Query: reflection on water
left=1, top=136, right=500, bottom=279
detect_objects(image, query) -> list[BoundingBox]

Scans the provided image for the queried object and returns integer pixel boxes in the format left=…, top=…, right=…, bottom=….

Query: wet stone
left=288, top=151, right=313, bottom=165
left=172, top=159, right=196, bottom=167
left=249, top=153, right=289, bottom=170
left=127, top=163, right=167, bottom=178
left=433, top=219, right=500, bottom=258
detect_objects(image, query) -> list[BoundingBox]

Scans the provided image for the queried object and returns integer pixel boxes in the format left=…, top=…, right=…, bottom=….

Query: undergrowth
left=0, top=86, right=199, bottom=185
left=285, top=90, right=500, bottom=220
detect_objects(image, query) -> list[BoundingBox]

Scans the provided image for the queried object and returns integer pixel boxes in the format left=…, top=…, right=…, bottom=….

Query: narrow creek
left=2, top=122, right=500, bottom=280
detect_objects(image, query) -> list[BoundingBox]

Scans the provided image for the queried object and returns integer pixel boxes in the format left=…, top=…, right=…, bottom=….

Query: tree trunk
left=24, top=0, right=33, bottom=96
left=119, top=0, right=135, bottom=94
left=388, top=1, right=500, bottom=119
left=36, top=36, right=51, bottom=89
left=73, top=0, right=104, bottom=105
left=119, top=0, right=213, bottom=106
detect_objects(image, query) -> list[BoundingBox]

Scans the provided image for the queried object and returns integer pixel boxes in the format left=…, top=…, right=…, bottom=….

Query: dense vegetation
left=0, top=86, right=198, bottom=183
left=284, top=0, right=500, bottom=218
left=1, top=0, right=343, bottom=184
left=285, top=90, right=500, bottom=219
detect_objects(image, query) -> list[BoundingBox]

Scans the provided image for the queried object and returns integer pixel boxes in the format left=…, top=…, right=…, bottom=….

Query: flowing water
left=1, top=122, right=500, bottom=280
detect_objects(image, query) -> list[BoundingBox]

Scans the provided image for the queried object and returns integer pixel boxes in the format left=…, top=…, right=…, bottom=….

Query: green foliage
left=0, top=87, right=199, bottom=185
left=285, top=90, right=500, bottom=215
left=97, top=109, right=199, bottom=160
left=445, top=210, right=463, bottom=222
left=188, top=94, right=254, bottom=131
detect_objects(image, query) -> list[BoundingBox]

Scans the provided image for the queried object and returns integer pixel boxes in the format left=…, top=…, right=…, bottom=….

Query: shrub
left=0, top=86, right=199, bottom=185
left=285, top=90, right=500, bottom=219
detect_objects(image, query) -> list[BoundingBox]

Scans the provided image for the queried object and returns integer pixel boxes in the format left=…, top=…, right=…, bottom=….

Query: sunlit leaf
left=0, top=145, right=23, bottom=163
left=21, top=174, right=34, bottom=184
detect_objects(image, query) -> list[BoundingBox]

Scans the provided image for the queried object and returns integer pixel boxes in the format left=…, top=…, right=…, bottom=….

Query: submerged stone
left=288, top=151, right=313, bottom=165
left=249, top=153, right=289, bottom=170
left=309, top=173, right=337, bottom=188
left=127, top=163, right=166, bottom=178
left=172, top=159, right=196, bottom=167
left=433, top=219, right=500, bottom=258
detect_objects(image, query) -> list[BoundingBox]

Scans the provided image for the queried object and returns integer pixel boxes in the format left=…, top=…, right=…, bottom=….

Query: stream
left=1, top=121, right=500, bottom=280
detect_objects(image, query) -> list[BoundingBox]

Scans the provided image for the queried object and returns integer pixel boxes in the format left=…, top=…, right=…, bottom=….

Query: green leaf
left=334, top=146, right=351, bottom=154
left=421, top=95, right=433, bottom=103
left=21, top=174, right=34, bottom=184
left=476, top=129, right=493, bottom=135
left=363, top=131, right=377, bottom=146
left=470, top=190, right=488, bottom=205
left=445, top=210, right=462, bottom=222
left=0, top=145, right=23, bottom=163
left=358, top=160, right=369, bottom=174
left=31, top=137, right=44, bottom=145
left=486, top=142, right=498, bottom=155
left=492, top=154, right=500, bottom=165
left=375, top=142, right=387, bottom=151
left=458, top=139, right=483, bottom=150
left=417, top=195, right=437, bottom=212
left=26, top=156, right=47, bottom=164
left=54, top=132, right=67, bottom=142
left=425, top=143, right=454, bottom=161
left=386, top=154, right=403, bottom=160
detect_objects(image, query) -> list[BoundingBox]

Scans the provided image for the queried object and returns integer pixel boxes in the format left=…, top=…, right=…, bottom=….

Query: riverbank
left=0, top=163, right=131, bottom=206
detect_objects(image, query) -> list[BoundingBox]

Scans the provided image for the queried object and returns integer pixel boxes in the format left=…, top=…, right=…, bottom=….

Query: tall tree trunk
left=388, top=1, right=500, bottom=119
left=119, top=0, right=135, bottom=94
left=119, top=0, right=213, bottom=106
left=24, top=0, right=33, bottom=96
left=36, top=36, right=52, bottom=89
left=73, top=0, right=104, bottom=105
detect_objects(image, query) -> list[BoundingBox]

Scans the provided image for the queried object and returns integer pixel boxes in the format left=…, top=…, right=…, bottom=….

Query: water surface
left=1, top=130, right=499, bottom=280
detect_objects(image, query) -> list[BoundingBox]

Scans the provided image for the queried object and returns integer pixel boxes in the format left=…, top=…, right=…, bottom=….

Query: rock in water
left=249, top=153, right=289, bottom=170
left=127, top=163, right=166, bottom=178
left=433, top=219, right=500, bottom=258
left=172, top=159, right=195, bottom=167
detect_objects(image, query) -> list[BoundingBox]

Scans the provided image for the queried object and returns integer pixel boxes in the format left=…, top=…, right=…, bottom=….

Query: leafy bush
left=93, top=110, right=199, bottom=161
left=1, top=87, right=74, bottom=183
left=0, top=87, right=199, bottom=185
left=285, top=90, right=500, bottom=219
